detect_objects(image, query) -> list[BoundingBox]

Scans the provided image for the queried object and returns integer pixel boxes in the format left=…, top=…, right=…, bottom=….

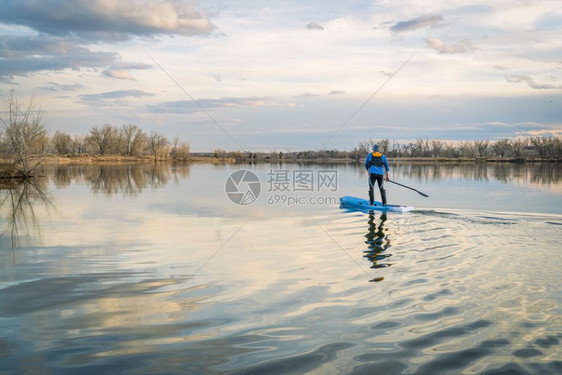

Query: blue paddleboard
left=340, top=196, right=414, bottom=213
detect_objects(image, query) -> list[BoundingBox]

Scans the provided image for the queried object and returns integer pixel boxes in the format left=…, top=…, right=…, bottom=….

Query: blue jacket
left=365, top=152, right=389, bottom=175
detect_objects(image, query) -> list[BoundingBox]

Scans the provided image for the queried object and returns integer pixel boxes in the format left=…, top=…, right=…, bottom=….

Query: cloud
left=147, top=97, right=282, bottom=114
left=425, top=38, right=474, bottom=54
left=293, top=91, right=346, bottom=99
left=506, top=75, right=562, bottom=89
left=0, top=0, right=215, bottom=40
left=39, top=82, right=86, bottom=91
left=534, top=7, right=562, bottom=31
left=110, top=61, right=152, bottom=70
left=0, top=35, right=116, bottom=76
left=390, top=14, right=443, bottom=33
left=305, top=22, right=325, bottom=30
left=102, top=70, right=136, bottom=81
left=0, top=34, right=152, bottom=78
left=102, top=61, right=152, bottom=80
left=0, top=34, right=103, bottom=59
left=0, top=1, right=176, bottom=78
left=79, top=89, right=155, bottom=107
left=0, top=51, right=117, bottom=78
left=518, top=128, right=562, bottom=138
left=80, top=89, right=155, bottom=100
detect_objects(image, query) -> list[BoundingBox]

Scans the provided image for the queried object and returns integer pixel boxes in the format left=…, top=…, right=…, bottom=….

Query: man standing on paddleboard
left=365, top=144, right=390, bottom=206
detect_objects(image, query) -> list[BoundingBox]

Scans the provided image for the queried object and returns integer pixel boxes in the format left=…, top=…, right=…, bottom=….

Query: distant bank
left=3, top=92, right=559, bottom=180
left=3, top=153, right=558, bottom=167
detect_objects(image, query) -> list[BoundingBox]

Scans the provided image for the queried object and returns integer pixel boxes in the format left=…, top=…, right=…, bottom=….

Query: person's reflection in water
left=363, top=212, right=391, bottom=282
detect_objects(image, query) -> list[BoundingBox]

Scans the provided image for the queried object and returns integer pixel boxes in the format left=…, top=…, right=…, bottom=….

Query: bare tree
left=72, top=134, right=87, bottom=154
left=146, top=132, right=169, bottom=161
left=349, top=147, right=363, bottom=161
left=470, top=140, right=489, bottom=158
left=492, top=139, right=512, bottom=158
left=378, top=139, right=391, bottom=153
left=443, top=144, right=457, bottom=158
left=457, top=141, right=472, bottom=158
left=511, top=139, right=527, bottom=158
left=87, top=124, right=117, bottom=155
left=213, top=148, right=226, bottom=158
left=388, top=140, right=401, bottom=157
left=0, top=90, right=48, bottom=177
left=414, top=139, right=431, bottom=157
left=51, top=131, right=73, bottom=155
left=357, top=141, right=371, bottom=155
left=530, top=136, right=561, bottom=158
left=170, top=136, right=190, bottom=161
left=430, top=139, right=445, bottom=157
left=120, top=124, right=146, bottom=156
left=131, top=129, right=147, bottom=157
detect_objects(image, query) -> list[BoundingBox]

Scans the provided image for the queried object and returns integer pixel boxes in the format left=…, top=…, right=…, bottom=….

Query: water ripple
left=2, top=166, right=561, bottom=374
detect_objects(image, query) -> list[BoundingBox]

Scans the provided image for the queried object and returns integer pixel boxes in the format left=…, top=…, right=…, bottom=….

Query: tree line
left=2, top=91, right=560, bottom=178
left=48, top=123, right=190, bottom=161
left=354, top=137, right=561, bottom=160
left=213, top=136, right=561, bottom=162
left=1, top=91, right=189, bottom=177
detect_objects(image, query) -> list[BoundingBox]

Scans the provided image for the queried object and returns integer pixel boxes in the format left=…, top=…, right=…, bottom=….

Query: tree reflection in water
left=51, top=163, right=176, bottom=196
left=363, top=213, right=391, bottom=282
left=391, top=162, right=561, bottom=185
left=1, top=163, right=191, bottom=252
left=0, top=178, right=54, bottom=251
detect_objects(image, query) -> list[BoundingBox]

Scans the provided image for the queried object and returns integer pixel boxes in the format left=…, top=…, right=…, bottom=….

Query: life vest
left=368, top=152, right=384, bottom=168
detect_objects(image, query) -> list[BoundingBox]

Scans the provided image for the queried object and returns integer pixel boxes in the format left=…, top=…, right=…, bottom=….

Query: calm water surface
left=1, top=162, right=561, bottom=374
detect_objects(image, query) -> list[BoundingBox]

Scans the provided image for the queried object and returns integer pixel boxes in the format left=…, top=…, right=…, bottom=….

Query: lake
left=1, top=162, right=561, bottom=374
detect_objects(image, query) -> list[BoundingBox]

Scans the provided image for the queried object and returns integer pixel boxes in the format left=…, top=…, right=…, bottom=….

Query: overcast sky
left=1, top=0, right=561, bottom=151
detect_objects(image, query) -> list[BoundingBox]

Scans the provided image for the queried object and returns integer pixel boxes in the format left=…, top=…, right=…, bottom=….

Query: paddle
left=388, top=180, right=429, bottom=197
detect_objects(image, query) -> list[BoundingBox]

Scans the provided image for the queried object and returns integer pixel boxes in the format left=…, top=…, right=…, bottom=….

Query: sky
left=0, top=0, right=561, bottom=152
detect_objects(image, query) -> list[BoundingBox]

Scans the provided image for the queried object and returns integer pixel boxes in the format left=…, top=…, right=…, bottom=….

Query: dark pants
left=369, top=173, right=387, bottom=205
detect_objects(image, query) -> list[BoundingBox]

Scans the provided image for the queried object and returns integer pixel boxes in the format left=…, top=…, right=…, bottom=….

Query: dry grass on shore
left=1, top=154, right=559, bottom=175
left=44, top=154, right=238, bottom=165
left=45, top=154, right=154, bottom=164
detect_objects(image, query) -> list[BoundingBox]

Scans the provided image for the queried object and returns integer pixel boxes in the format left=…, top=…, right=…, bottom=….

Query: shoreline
left=1, top=154, right=560, bottom=171
left=1, top=155, right=559, bottom=188
left=34, top=154, right=238, bottom=165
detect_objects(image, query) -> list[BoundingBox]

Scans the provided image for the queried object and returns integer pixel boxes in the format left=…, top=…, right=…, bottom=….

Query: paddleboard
left=340, top=196, right=414, bottom=213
